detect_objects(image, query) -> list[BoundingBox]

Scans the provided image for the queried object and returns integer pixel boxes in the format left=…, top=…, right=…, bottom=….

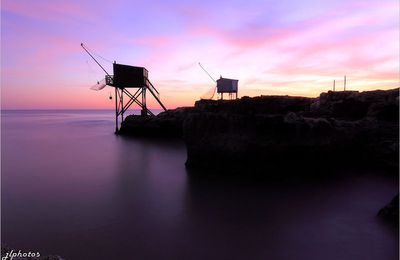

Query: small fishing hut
left=108, top=63, right=166, bottom=132
left=216, top=77, right=238, bottom=100
left=81, top=43, right=166, bottom=133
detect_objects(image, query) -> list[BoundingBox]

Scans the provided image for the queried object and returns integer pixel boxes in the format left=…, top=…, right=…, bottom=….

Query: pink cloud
left=1, top=0, right=95, bottom=24
left=2, top=0, right=398, bottom=109
left=131, top=35, right=177, bottom=47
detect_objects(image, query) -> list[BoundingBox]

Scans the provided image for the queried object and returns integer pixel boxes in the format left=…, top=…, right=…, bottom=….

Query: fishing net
left=200, top=86, right=216, bottom=100
left=90, top=78, right=107, bottom=91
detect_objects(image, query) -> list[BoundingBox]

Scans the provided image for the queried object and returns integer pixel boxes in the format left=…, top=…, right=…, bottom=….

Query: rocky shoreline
left=378, top=194, right=399, bottom=225
left=120, top=88, right=399, bottom=174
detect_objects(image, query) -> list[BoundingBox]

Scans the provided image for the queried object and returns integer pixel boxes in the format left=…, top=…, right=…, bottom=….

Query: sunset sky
left=1, top=0, right=398, bottom=109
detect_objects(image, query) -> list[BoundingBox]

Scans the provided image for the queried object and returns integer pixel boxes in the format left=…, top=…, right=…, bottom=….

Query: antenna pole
left=198, top=62, right=216, bottom=83
left=81, top=43, right=110, bottom=76
left=344, top=75, right=346, bottom=91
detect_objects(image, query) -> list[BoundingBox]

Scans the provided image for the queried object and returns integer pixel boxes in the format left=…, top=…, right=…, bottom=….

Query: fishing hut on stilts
left=198, top=63, right=238, bottom=100
left=81, top=43, right=167, bottom=133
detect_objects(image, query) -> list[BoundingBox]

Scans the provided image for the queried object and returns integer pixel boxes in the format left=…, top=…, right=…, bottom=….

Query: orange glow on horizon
left=1, top=0, right=398, bottom=109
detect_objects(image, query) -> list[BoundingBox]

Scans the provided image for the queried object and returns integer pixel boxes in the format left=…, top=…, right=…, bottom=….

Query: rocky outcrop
left=378, top=194, right=399, bottom=224
left=119, top=107, right=196, bottom=137
left=184, top=89, right=398, bottom=173
left=311, top=89, right=399, bottom=120
left=119, top=88, right=399, bottom=174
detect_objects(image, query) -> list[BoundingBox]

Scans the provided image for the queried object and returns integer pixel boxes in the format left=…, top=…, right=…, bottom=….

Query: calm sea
left=1, top=110, right=398, bottom=260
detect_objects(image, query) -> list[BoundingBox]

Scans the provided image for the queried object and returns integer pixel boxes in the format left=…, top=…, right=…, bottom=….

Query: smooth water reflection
left=1, top=110, right=398, bottom=260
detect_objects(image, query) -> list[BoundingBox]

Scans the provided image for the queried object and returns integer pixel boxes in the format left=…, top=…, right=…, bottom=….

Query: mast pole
left=81, top=43, right=110, bottom=76
left=198, top=62, right=217, bottom=83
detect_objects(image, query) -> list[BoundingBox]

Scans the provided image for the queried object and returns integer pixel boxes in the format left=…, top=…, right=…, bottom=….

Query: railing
left=105, top=75, right=114, bottom=86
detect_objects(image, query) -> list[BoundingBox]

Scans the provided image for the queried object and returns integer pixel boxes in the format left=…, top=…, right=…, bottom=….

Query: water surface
left=1, top=110, right=398, bottom=260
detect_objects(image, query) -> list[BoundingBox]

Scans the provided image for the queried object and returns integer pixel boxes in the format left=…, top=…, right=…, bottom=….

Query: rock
left=119, top=107, right=196, bottom=137
left=119, top=88, right=399, bottom=174
left=311, top=89, right=399, bottom=120
left=378, top=194, right=399, bottom=224
left=184, top=89, right=398, bottom=173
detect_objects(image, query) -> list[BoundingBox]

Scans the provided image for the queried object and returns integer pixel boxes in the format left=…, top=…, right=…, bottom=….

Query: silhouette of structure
left=332, top=76, right=347, bottom=92
left=198, top=62, right=239, bottom=100
left=81, top=43, right=166, bottom=133
left=216, top=77, right=238, bottom=100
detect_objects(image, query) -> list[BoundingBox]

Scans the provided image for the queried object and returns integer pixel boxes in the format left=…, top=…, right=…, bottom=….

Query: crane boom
left=198, top=62, right=216, bottom=83
left=81, top=43, right=111, bottom=76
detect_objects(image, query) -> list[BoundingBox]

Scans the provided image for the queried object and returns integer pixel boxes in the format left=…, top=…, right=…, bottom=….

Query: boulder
left=378, top=194, right=399, bottom=224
